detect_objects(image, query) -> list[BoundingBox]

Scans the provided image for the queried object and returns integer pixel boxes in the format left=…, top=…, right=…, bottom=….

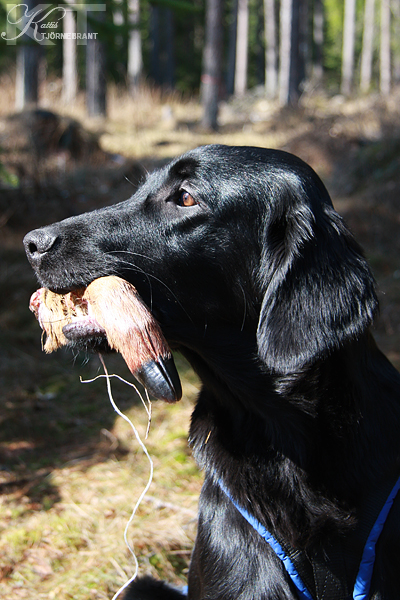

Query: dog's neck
left=181, top=329, right=400, bottom=546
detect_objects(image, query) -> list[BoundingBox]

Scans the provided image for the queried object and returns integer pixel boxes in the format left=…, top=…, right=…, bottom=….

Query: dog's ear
left=257, top=180, right=378, bottom=374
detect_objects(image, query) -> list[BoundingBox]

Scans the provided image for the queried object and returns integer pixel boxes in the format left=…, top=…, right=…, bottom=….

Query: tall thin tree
left=299, top=0, right=309, bottom=81
left=226, top=0, right=238, bottom=96
left=279, top=0, right=304, bottom=106
left=15, top=0, right=41, bottom=109
left=201, top=0, right=223, bottom=129
left=150, top=5, right=160, bottom=83
left=341, top=0, right=356, bottom=95
left=86, top=12, right=107, bottom=116
left=264, top=0, right=277, bottom=97
left=393, top=0, right=400, bottom=84
left=279, top=0, right=292, bottom=104
left=380, top=0, right=391, bottom=95
left=313, top=0, right=324, bottom=83
left=128, top=0, right=142, bottom=92
left=164, top=9, right=175, bottom=88
left=113, top=0, right=125, bottom=79
left=360, top=0, right=375, bottom=93
left=234, top=0, right=249, bottom=96
left=63, top=7, right=78, bottom=103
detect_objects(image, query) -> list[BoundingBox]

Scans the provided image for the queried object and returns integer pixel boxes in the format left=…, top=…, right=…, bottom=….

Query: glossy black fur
left=24, top=145, right=400, bottom=599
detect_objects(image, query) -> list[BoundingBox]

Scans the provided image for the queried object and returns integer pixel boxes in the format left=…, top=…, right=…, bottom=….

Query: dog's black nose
left=23, top=228, right=58, bottom=266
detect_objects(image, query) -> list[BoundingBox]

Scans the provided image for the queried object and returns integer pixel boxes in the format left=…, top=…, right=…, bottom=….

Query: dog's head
left=24, top=145, right=377, bottom=377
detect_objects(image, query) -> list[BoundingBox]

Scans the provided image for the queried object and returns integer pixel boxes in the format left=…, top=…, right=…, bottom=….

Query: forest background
left=0, top=0, right=398, bottom=124
left=1, top=0, right=400, bottom=599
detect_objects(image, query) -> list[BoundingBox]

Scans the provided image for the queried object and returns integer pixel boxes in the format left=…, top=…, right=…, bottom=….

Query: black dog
left=24, top=145, right=400, bottom=599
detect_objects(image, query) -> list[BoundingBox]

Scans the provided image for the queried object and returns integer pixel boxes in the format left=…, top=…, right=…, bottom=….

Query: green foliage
left=0, top=159, right=19, bottom=187
left=323, top=0, right=343, bottom=84
left=0, top=3, right=17, bottom=70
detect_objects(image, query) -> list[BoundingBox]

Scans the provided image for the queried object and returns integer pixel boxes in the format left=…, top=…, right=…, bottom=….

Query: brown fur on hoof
left=29, top=276, right=182, bottom=403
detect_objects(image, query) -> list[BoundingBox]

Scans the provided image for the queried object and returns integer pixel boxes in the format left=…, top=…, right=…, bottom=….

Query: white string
left=80, top=355, right=154, bottom=599
left=81, top=370, right=152, bottom=439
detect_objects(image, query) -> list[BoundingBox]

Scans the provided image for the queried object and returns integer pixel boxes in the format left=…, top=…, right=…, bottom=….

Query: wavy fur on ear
left=257, top=172, right=378, bottom=375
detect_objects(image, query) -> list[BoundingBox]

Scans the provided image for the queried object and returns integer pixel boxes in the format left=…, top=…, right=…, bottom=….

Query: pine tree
left=279, top=0, right=305, bottom=105
left=201, top=0, right=223, bottom=129
left=313, top=0, right=324, bottom=83
left=15, top=0, right=41, bottom=110
left=150, top=5, right=160, bottom=83
left=341, top=0, right=356, bottom=95
left=63, top=7, right=78, bottom=103
left=161, top=8, right=175, bottom=89
left=234, top=0, right=249, bottom=96
left=86, top=14, right=107, bottom=116
left=380, top=0, right=391, bottom=95
left=264, top=0, right=277, bottom=97
left=360, top=0, right=375, bottom=93
left=226, top=0, right=238, bottom=96
left=392, top=0, right=400, bottom=84
left=128, top=0, right=142, bottom=92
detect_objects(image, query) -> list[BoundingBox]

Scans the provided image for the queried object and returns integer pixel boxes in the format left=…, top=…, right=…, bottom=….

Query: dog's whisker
left=112, top=259, right=195, bottom=324
left=106, top=250, right=159, bottom=264
left=239, top=284, right=248, bottom=332
left=124, top=174, right=144, bottom=188
left=114, top=260, right=155, bottom=310
left=40, top=316, right=69, bottom=324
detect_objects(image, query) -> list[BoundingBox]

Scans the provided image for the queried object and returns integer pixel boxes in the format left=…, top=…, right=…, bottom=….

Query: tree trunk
left=255, top=0, right=265, bottom=85
left=201, top=0, right=223, bottom=130
left=264, top=0, right=277, bottom=97
left=341, top=0, right=356, bottom=95
left=393, top=0, right=400, bottom=84
left=15, top=0, right=40, bottom=110
left=360, top=0, right=375, bottom=93
left=161, top=8, right=175, bottom=89
left=113, top=0, right=125, bottom=79
left=313, top=0, right=324, bottom=83
left=150, top=5, right=160, bottom=84
left=128, top=0, right=142, bottom=92
left=299, top=0, right=309, bottom=82
left=380, top=0, right=391, bottom=95
left=279, top=0, right=303, bottom=106
left=279, top=0, right=292, bottom=104
left=226, top=0, right=238, bottom=96
left=86, top=19, right=107, bottom=116
left=63, top=8, right=78, bottom=104
left=234, top=0, right=249, bottom=96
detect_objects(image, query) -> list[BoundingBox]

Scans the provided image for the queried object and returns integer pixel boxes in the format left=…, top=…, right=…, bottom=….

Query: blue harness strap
left=219, top=476, right=400, bottom=600
left=219, top=480, right=313, bottom=600
left=353, top=476, right=400, bottom=600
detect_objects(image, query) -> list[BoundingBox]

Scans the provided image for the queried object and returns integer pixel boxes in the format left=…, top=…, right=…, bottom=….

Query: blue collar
left=219, top=477, right=400, bottom=600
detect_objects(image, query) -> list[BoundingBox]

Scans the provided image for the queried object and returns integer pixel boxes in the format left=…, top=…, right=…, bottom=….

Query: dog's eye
left=177, top=190, right=197, bottom=207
